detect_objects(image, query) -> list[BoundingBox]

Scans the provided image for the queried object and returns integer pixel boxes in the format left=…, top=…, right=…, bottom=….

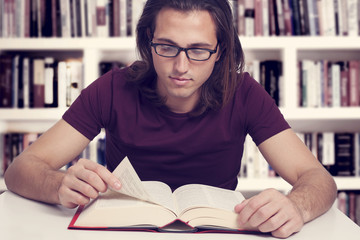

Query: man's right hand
left=58, top=159, right=122, bottom=208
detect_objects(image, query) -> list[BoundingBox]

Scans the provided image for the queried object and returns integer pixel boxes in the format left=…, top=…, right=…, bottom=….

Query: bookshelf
left=1, top=36, right=360, bottom=194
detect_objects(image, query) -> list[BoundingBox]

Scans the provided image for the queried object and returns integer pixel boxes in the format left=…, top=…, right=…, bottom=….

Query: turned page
left=111, top=157, right=175, bottom=210
left=111, top=157, right=156, bottom=204
left=173, top=184, right=245, bottom=215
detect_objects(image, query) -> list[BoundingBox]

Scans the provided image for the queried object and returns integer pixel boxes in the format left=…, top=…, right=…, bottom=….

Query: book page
left=96, top=191, right=150, bottom=208
left=142, top=181, right=175, bottom=212
left=173, top=184, right=245, bottom=215
left=111, top=157, right=156, bottom=204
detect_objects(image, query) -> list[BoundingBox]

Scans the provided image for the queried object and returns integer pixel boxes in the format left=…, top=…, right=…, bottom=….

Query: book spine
left=96, top=0, right=108, bottom=37
left=244, top=0, right=255, bottom=36
left=44, top=57, right=55, bottom=106
left=12, top=55, right=19, bottom=108
left=349, top=61, right=360, bottom=106
left=347, top=0, right=358, bottom=36
left=340, top=61, right=350, bottom=107
left=0, top=55, right=13, bottom=108
left=254, top=0, right=263, bottom=36
left=237, top=0, right=245, bottom=36
left=32, top=58, right=45, bottom=108
left=274, top=0, right=284, bottom=35
left=22, top=57, right=30, bottom=108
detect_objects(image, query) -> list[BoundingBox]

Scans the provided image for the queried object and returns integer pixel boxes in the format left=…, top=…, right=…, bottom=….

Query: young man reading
left=5, top=0, right=337, bottom=238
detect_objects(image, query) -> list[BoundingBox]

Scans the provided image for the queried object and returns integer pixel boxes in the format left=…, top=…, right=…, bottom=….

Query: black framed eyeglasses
left=150, top=41, right=219, bottom=61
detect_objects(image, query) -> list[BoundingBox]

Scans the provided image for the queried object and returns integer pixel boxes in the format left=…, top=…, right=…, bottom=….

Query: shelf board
left=0, top=37, right=137, bottom=50
left=281, top=107, right=360, bottom=120
left=0, top=107, right=359, bottom=132
left=0, top=108, right=67, bottom=121
left=334, top=177, right=360, bottom=191
left=240, top=36, right=360, bottom=50
left=281, top=108, right=360, bottom=132
left=0, top=109, right=66, bottom=132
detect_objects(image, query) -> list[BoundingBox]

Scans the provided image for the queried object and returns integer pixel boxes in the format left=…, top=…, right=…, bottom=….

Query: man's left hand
left=234, top=188, right=304, bottom=238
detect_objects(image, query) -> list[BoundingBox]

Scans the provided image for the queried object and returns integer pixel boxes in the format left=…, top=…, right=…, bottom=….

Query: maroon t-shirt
left=63, top=67, right=290, bottom=190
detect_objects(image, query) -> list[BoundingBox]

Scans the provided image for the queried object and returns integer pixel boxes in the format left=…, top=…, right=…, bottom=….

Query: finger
left=69, top=174, right=100, bottom=199
left=248, top=199, right=282, bottom=228
left=75, top=166, right=108, bottom=194
left=257, top=208, right=288, bottom=233
left=271, top=218, right=302, bottom=239
left=81, top=159, right=121, bottom=191
left=58, top=183, right=91, bottom=208
left=62, top=170, right=99, bottom=199
left=236, top=194, right=271, bottom=226
left=234, top=199, right=249, bottom=213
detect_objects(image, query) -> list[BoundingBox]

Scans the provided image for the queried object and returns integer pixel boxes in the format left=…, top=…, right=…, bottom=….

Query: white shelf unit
left=1, top=36, right=360, bottom=192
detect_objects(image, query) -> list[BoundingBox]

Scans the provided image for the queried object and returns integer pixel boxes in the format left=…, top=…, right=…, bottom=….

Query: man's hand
left=234, top=188, right=304, bottom=238
left=58, top=159, right=122, bottom=208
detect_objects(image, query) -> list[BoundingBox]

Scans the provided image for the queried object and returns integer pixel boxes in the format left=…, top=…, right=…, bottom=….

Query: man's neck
left=165, top=96, right=198, bottom=114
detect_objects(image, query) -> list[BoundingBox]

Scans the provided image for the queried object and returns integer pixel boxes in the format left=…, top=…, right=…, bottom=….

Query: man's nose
left=173, top=50, right=190, bottom=74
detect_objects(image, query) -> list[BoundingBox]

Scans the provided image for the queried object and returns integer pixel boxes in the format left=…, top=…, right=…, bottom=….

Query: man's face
left=151, top=8, right=220, bottom=113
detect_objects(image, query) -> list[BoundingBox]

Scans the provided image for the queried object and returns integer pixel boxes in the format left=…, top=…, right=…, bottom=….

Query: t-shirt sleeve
left=62, top=70, right=114, bottom=140
left=242, top=73, right=290, bottom=146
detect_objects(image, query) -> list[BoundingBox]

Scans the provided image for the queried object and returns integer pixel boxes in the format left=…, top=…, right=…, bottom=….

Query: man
left=5, top=0, right=337, bottom=238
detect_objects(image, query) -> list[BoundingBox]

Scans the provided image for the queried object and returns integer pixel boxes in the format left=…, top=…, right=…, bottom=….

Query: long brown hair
left=127, top=0, right=245, bottom=116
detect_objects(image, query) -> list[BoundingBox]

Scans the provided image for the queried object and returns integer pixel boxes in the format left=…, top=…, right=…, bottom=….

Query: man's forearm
left=287, top=168, right=337, bottom=223
left=4, top=155, right=65, bottom=205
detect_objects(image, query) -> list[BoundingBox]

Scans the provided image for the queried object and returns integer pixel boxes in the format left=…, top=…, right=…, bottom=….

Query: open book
left=68, top=158, right=256, bottom=233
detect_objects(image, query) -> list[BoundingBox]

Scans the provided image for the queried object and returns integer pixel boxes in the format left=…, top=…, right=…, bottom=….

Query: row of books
left=337, top=191, right=360, bottom=226
left=3, top=0, right=360, bottom=39
left=240, top=132, right=360, bottom=178
left=0, top=54, right=83, bottom=108
left=0, top=0, right=146, bottom=38
left=301, top=132, right=360, bottom=176
left=299, top=60, right=360, bottom=108
left=0, top=131, right=106, bottom=176
left=245, top=60, right=283, bottom=106
left=232, top=0, right=360, bottom=36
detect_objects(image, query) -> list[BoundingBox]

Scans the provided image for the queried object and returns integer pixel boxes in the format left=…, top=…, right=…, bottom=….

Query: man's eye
left=190, top=49, right=206, bottom=55
left=189, top=49, right=209, bottom=57
left=159, top=45, right=175, bottom=52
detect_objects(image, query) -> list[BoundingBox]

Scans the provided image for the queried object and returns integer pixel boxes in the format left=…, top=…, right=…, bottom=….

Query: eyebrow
left=153, top=37, right=214, bottom=48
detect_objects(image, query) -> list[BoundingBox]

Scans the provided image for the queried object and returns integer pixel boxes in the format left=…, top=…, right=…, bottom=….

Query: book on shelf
left=1, top=131, right=106, bottom=176
left=241, top=135, right=273, bottom=179
left=299, top=59, right=360, bottom=108
left=99, top=61, right=126, bottom=76
left=0, top=0, right=145, bottom=38
left=69, top=158, right=257, bottom=234
left=0, top=55, right=12, bottom=108
left=0, top=53, right=83, bottom=109
left=235, top=0, right=360, bottom=36
left=0, top=132, right=40, bottom=177
left=337, top=191, right=360, bottom=227
left=299, top=131, right=360, bottom=177
left=245, top=59, right=283, bottom=107
left=2, top=0, right=360, bottom=38
left=244, top=0, right=255, bottom=36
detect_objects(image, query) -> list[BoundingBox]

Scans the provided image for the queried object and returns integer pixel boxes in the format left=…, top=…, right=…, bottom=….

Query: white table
left=1, top=190, right=360, bottom=240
